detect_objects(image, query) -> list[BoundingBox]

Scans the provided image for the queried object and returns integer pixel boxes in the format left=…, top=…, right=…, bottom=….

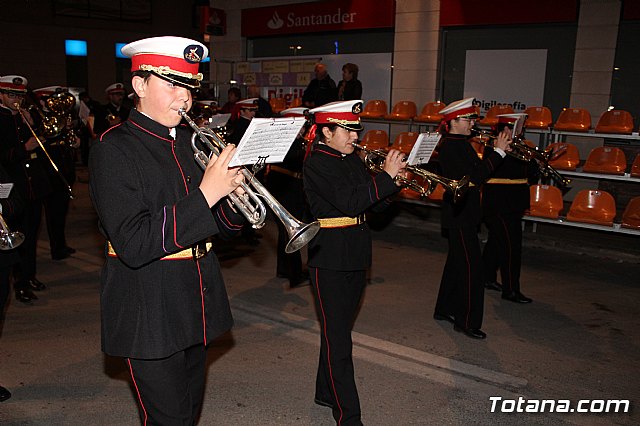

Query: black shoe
left=65, top=246, right=76, bottom=254
left=502, top=291, right=532, bottom=304
left=28, top=278, right=46, bottom=291
left=52, top=251, right=70, bottom=260
left=484, top=281, right=502, bottom=292
left=15, top=289, right=36, bottom=303
left=314, top=397, right=334, bottom=408
left=0, top=386, right=11, bottom=402
left=433, top=312, right=455, bottom=324
left=454, top=325, right=487, bottom=339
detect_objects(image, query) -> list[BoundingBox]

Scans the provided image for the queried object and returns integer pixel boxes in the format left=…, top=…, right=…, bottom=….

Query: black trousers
left=0, top=265, right=12, bottom=318
left=14, top=199, right=43, bottom=287
left=126, top=344, right=207, bottom=426
left=43, top=188, right=71, bottom=258
left=483, top=213, right=524, bottom=294
left=435, top=226, right=485, bottom=330
left=310, top=267, right=365, bottom=426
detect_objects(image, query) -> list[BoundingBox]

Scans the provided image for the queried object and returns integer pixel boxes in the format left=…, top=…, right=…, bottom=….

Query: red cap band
left=131, top=53, right=200, bottom=75
left=0, top=82, right=27, bottom=92
left=443, top=106, right=477, bottom=122
left=314, top=111, right=359, bottom=124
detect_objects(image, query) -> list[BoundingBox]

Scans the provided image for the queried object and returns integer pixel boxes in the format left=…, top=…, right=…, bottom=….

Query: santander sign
left=242, top=0, right=395, bottom=37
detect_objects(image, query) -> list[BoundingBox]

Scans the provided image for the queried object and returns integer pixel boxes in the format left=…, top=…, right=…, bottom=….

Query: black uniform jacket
left=303, top=144, right=398, bottom=270
left=89, top=109, right=244, bottom=359
left=0, top=104, right=53, bottom=202
left=482, top=147, right=537, bottom=217
left=438, top=134, right=504, bottom=229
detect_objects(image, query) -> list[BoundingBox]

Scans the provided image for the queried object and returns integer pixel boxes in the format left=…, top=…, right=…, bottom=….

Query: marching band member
left=0, top=75, right=51, bottom=303
left=482, top=113, right=535, bottom=303
left=32, top=86, right=78, bottom=261
left=89, top=36, right=246, bottom=424
left=433, top=98, right=511, bottom=340
left=303, top=100, right=405, bottom=425
left=92, top=83, right=131, bottom=137
left=268, top=107, right=310, bottom=288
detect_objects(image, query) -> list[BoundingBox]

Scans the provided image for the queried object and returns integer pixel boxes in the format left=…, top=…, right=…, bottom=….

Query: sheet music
left=228, top=117, right=306, bottom=168
left=512, top=115, right=525, bottom=137
left=207, top=113, right=231, bottom=129
left=407, top=133, right=441, bottom=166
left=0, top=183, right=13, bottom=199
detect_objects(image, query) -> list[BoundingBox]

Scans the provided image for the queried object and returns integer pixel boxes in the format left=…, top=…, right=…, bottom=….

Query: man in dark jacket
left=89, top=36, right=246, bottom=425
left=302, top=63, right=337, bottom=108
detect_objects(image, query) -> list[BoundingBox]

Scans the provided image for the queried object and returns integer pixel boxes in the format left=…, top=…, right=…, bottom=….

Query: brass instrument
left=14, top=103, right=74, bottom=199
left=0, top=213, right=25, bottom=250
left=179, top=108, right=320, bottom=253
left=352, top=143, right=470, bottom=203
left=471, top=128, right=571, bottom=187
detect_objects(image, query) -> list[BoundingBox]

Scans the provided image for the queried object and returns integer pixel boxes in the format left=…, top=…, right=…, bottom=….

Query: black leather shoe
left=314, top=397, right=334, bottom=408
left=454, top=325, right=487, bottom=339
left=52, top=251, right=70, bottom=261
left=65, top=246, right=76, bottom=254
left=28, top=278, right=46, bottom=291
left=433, top=312, right=455, bottom=324
left=0, top=385, right=11, bottom=402
left=502, top=291, right=533, bottom=304
left=484, top=281, right=502, bottom=292
left=15, top=289, right=36, bottom=303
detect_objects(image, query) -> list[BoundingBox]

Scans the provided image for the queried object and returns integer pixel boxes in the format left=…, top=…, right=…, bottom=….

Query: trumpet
left=179, top=108, right=320, bottom=253
left=352, top=143, right=470, bottom=203
left=470, top=128, right=571, bottom=187
left=0, top=213, right=24, bottom=250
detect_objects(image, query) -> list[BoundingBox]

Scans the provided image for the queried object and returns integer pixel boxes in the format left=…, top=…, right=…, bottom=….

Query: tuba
left=471, top=128, right=571, bottom=187
left=179, top=108, right=320, bottom=253
left=0, top=213, right=24, bottom=250
left=352, top=143, right=470, bottom=203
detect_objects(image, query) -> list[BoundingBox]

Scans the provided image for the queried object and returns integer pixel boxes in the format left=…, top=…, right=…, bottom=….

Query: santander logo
left=267, top=11, right=284, bottom=29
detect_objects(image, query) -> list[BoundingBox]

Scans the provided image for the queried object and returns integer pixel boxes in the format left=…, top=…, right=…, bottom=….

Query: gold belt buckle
left=192, top=245, right=206, bottom=260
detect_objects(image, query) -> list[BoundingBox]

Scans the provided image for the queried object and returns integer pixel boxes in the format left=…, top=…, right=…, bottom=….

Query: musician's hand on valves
left=495, top=130, right=512, bottom=152
left=383, top=148, right=407, bottom=184
left=199, top=144, right=245, bottom=208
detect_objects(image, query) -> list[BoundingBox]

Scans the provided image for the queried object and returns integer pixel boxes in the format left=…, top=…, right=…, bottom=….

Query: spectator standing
left=337, top=63, right=362, bottom=101
left=302, top=63, right=337, bottom=108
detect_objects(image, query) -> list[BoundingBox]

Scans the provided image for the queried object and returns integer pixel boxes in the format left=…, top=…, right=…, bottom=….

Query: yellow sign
left=290, top=60, right=304, bottom=73
left=296, top=73, right=311, bottom=86
left=263, top=61, right=289, bottom=73
left=243, top=73, right=256, bottom=85
left=236, top=62, right=250, bottom=74
left=269, top=74, right=283, bottom=86
left=303, top=60, right=318, bottom=72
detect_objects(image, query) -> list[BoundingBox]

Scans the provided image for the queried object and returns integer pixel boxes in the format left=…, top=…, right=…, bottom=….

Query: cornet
left=352, top=143, right=470, bottom=203
left=0, top=213, right=24, bottom=250
left=179, top=108, right=320, bottom=253
left=470, top=128, right=571, bottom=187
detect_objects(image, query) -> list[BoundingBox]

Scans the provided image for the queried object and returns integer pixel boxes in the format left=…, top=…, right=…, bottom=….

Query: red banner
left=241, top=0, right=395, bottom=37
left=440, top=0, right=578, bottom=27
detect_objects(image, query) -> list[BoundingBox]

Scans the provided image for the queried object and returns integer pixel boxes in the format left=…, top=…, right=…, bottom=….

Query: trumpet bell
left=285, top=221, right=321, bottom=254
left=0, top=231, right=24, bottom=250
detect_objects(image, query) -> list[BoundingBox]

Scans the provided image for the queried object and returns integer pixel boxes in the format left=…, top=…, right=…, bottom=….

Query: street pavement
left=0, top=171, right=638, bottom=425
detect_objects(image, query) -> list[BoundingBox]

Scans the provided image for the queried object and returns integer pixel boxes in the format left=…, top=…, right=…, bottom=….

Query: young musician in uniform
left=0, top=75, right=52, bottom=303
left=433, top=98, right=511, bottom=340
left=89, top=36, right=246, bottom=425
left=303, top=100, right=406, bottom=425
left=92, top=83, right=131, bottom=137
left=482, top=113, right=535, bottom=304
